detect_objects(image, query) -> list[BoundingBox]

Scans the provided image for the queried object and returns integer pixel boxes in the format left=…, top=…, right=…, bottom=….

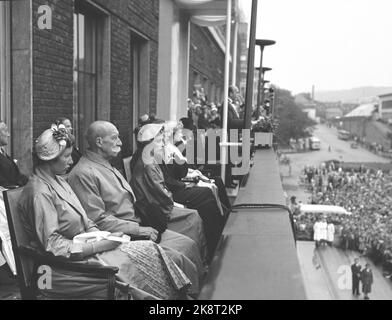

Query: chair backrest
left=123, top=156, right=133, bottom=183
left=3, top=188, right=36, bottom=299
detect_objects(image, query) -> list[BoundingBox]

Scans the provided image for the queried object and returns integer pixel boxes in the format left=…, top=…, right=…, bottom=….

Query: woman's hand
left=110, top=232, right=124, bottom=238
left=139, top=227, right=159, bottom=242
left=90, top=239, right=121, bottom=255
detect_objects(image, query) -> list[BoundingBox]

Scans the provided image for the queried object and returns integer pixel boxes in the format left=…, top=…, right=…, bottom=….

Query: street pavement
left=281, top=124, right=392, bottom=300
left=280, top=124, right=389, bottom=205
left=297, top=241, right=392, bottom=300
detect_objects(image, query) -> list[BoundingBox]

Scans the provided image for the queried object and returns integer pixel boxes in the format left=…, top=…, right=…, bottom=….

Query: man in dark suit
left=351, top=258, right=362, bottom=296
left=227, top=85, right=244, bottom=130
left=0, top=121, right=28, bottom=188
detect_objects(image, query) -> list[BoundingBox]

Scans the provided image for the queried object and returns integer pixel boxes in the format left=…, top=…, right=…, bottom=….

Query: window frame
left=0, top=1, right=11, bottom=153
left=73, top=0, right=110, bottom=151
left=130, top=30, right=150, bottom=151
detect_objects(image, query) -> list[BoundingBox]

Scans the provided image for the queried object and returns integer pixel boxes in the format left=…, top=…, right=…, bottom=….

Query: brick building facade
left=189, top=24, right=225, bottom=103
left=1, top=0, right=244, bottom=174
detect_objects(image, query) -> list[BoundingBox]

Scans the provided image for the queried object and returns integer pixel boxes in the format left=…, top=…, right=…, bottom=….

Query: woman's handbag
left=134, top=198, right=168, bottom=235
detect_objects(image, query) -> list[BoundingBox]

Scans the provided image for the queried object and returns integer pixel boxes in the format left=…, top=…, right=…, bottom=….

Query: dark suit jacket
left=160, top=161, right=188, bottom=194
left=0, top=152, right=28, bottom=188
left=351, top=264, right=362, bottom=281
left=227, top=101, right=244, bottom=130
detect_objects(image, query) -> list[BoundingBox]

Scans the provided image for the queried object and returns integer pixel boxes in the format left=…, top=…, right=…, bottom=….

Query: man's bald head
left=86, top=121, right=114, bottom=149
left=86, top=121, right=122, bottom=159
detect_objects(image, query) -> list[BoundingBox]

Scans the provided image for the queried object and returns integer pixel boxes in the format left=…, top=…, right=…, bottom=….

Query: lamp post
left=255, top=65, right=272, bottom=118
left=256, top=39, right=275, bottom=111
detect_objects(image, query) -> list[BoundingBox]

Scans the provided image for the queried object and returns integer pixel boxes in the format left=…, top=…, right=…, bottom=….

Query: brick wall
left=32, top=0, right=159, bottom=157
left=91, top=0, right=159, bottom=156
left=33, top=0, right=74, bottom=140
left=189, top=24, right=225, bottom=103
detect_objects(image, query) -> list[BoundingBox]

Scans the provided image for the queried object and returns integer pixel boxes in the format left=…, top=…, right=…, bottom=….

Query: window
left=0, top=2, right=10, bottom=123
left=0, top=1, right=11, bottom=151
left=130, top=32, right=149, bottom=151
left=74, top=2, right=109, bottom=151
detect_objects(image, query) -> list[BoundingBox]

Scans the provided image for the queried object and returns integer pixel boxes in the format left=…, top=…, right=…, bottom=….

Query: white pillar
left=231, top=21, right=238, bottom=87
left=157, top=0, right=190, bottom=121
left=221, top=0, right=232, bottom=183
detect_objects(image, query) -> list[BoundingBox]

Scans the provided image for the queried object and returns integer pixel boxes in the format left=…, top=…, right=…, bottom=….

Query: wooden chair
left=123, top=156, right=133, bottom=183
left=3, top=188, right=121, bottom=300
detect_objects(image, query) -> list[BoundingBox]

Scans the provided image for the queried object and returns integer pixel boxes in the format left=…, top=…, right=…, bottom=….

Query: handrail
left=231, top=203, right=297, bottom=246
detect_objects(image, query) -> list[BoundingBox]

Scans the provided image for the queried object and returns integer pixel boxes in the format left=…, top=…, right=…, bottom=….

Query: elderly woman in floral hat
left=18, top=124, right=192, bottom=300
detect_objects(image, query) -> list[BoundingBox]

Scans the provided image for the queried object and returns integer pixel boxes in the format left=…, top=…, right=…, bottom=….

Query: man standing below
left=351, top=258, right=362, bottom=297
left=68, top=121, right=204, bottom=296
left=313, top=218, right=321, bottom=249
left=361, top=263, right=373, bottom=300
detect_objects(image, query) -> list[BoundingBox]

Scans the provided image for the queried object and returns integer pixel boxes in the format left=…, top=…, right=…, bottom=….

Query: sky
left=239, top=0, right=392, bottom=94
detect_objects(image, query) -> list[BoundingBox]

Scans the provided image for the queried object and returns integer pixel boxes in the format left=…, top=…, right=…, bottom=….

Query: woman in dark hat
left=361, top=263, right=373, bottom=300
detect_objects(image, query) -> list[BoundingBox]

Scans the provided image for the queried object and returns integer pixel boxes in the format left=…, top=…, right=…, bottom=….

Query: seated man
left=0, top=121, right=28, bottom=188
left=68, top=121, right=204, bottom=296
left=0, top=121, right=27, bottom=279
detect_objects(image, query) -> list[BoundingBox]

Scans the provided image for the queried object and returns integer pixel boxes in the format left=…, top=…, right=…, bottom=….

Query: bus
left=309, top=137, right=321, bottom=150
left=338, top=130, right=351, bottom=140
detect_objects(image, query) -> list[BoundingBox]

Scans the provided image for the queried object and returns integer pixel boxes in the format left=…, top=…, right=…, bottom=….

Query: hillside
left=315, top=86, right=392, bottom=103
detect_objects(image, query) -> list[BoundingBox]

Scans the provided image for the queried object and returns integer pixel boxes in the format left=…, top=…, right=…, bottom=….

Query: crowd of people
left=0, top=112, right=235, bottom=299
left=295, top=163, right=392, bottom=279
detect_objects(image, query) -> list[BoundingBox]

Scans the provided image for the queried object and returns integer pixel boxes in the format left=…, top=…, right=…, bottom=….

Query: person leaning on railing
left=18, top=124, right=192, bottom=300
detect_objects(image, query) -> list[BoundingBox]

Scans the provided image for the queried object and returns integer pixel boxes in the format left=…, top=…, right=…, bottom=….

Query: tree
left=273, top=86, right=316, bottom=146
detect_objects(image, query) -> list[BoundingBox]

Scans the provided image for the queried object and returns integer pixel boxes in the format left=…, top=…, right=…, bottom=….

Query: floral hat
left=35, top=124, right=70, bottom=161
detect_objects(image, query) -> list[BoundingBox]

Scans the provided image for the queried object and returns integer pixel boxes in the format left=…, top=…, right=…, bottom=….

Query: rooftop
left=344, top=103, right=377, bottom=118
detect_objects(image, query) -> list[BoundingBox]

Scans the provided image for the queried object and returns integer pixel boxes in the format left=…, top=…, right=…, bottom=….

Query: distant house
left=325, top=107, right=343, bottom=120
left=379, top=93, right=392, bottom=121
left=342, top=103, right=391, bottom=150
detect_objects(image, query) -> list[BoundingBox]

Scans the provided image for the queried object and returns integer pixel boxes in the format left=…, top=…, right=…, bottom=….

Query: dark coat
left=351, top=264, right=362, bottom=281
left=0, top=152, right=28, bottom=188
left=361, top=268, right=373, bottom=294
left=227, top=101, right=244, bottom=130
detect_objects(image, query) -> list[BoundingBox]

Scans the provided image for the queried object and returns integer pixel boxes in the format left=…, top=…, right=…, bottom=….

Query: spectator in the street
left=313, top=218, right=321, bottom=249
left=327, top=219, right=335, bottom=246
left=351, top=258, right=362, bottom=296
left=361, top=263, right=374, bottom=300
left=319, top=217, right=328, bottom=247
left=290, top=196, right=300, bottom=215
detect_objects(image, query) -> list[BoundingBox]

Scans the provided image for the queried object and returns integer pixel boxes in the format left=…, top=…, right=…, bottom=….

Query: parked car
left=350, top=142, right=358, bottom=149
